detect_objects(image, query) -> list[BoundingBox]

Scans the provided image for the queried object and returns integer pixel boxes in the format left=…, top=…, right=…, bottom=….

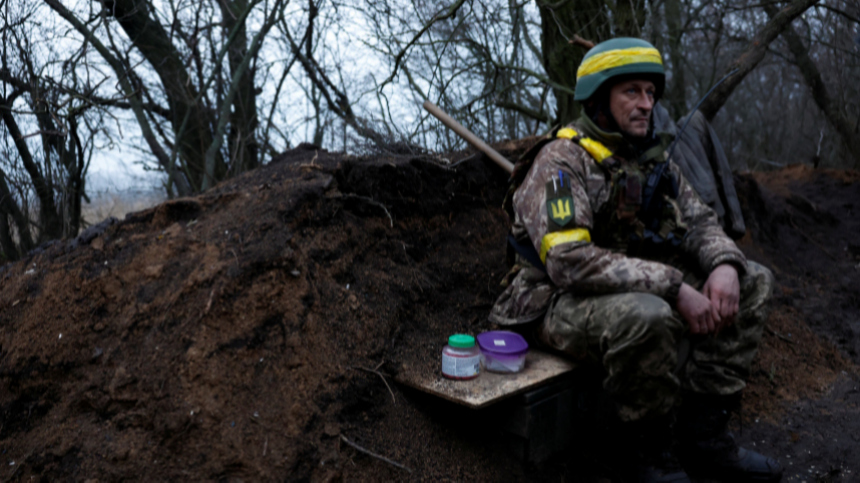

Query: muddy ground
left=0, top=142, right=857, bottom=481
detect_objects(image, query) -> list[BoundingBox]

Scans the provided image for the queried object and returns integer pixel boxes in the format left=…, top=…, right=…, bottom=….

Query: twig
left=378, top=0, right=468, bottom=90
left=766, top=326, right=794, bottom=344
left=19, top=129, right=68, bottom=140
left=204, top=287, right=216, bottom=314
left=351, top=361, right=396, bottom=404
left=300, top=150, right=320, bottom=168
left=338, top=194, right=394, bottom=228
left=263, top=437, right=268, bottom=456
left=340, top=435, right=412, bottom=473
left=569, top=34, right=595, bottom=50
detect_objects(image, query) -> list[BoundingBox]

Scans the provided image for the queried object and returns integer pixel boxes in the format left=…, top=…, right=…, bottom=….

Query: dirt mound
left=732, top=166, right=859, bottom=418
left=732, top=166, right=860, bottom=481
left=0, top=143, right=522, bottom=481
left=736, top=166, right=860, bottom=360
left=0, top=151, right=858, bottom=481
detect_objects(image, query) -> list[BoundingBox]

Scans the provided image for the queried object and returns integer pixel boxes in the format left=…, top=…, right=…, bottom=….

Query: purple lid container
left=477, top=331, right=529, bottom=359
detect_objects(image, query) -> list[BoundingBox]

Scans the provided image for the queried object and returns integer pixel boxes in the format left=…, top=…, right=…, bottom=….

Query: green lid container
left=448, top=334, right=475, bottom=348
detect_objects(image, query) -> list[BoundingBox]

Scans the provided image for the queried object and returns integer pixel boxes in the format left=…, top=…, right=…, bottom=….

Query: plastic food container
left=441, top=334, right=481, bottom=380
left=477, top=331, right=529, bottom=373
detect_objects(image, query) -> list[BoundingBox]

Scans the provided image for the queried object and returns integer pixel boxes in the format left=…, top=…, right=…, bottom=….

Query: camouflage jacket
left=489, top=116, right=747, bottom=326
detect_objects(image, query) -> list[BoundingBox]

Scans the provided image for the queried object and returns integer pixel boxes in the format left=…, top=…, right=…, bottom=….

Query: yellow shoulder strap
left=579, top=138, right=613, bottom=163
left=556, top=127, right=613, bottom=163
left=556, top=127, right=578, bottom=140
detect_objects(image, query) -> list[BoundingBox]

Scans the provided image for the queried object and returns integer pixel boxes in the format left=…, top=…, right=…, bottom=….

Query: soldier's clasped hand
left=676, top=282, right=719, bottom=334
left=702, top=264, right=741, bottom=333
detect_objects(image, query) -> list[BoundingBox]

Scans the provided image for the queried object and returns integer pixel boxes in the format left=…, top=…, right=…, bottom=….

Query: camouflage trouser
left=536, top=261, right=774, bottom=422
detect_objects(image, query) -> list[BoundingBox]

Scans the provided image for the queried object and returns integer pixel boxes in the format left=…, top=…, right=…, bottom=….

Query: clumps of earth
left=1, top=141, right=858, bottom=481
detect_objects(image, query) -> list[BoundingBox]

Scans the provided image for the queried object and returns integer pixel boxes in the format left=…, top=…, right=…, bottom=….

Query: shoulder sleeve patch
left=545, top=171, right=575, bottom=231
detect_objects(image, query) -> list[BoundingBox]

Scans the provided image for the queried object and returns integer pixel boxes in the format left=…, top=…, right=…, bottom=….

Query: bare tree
left=698, top=0, right=820, bottom=120
left=43, top=0, right=288, bottom=194
left=1, top=0, right=855, bottom=263
left=764, top=1, right=860, bottom=165
left=0, top=2, right=103, bottom=260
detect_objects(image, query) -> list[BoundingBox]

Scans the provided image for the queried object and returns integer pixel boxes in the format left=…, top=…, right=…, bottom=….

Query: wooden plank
left=396, top=350, right=578, bottom=409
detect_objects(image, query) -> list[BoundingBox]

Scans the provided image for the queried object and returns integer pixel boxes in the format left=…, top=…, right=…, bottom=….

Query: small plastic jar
left=441, top=334, right=481, bottom=380
left=477, top=331, right=529, bottom=373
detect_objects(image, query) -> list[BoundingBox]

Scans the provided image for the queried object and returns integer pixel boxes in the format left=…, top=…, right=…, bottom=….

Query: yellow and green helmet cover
left=574, top=38, right=665, bottom=101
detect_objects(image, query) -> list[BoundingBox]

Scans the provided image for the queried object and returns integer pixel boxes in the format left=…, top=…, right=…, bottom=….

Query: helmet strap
left=584, top=86, right=623, bottom=134
left=597, top=100, right=623, bottom=134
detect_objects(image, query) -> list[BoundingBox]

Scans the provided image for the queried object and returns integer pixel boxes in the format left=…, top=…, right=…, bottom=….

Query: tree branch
left=495, top=100, right=551, bottom=124
left=281, top=13, right=386, bottom=145
left=567, top=34, right=595, bottom=49
left=202, top=0, right=284, bottom=190
left=0, top=95, right=57, bottom=225
left=490, top=61, right=576, bottom=97
left=698, top=0, right=819, bottom=121
left=79, top=95, right=171, bottom=118
left=377, top=0, right=468, bottom=91
left=163, top=0, right=265, bottom=193
left=815, top=3, right=860, bottom=24
left=97, top=0, right=217, bottom=186
left=765, top=3, right=860, bottom=164
left=42, top=0, right=186, bottom=193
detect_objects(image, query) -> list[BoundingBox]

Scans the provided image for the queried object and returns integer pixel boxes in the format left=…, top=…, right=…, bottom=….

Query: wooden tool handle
left=422, top=100, right=514, bottom=174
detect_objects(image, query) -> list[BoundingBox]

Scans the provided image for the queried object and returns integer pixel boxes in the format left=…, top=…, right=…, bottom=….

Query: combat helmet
left=574, top=38, right=665, bottom=102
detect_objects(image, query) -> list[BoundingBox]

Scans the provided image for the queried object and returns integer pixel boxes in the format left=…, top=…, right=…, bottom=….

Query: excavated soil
left=0, top=145, right=858, bottom=481
left=731, top=165, right=860, bottom=482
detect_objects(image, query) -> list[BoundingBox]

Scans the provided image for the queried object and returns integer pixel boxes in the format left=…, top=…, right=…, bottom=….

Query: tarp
left=653, top=104, right=746, bottom=239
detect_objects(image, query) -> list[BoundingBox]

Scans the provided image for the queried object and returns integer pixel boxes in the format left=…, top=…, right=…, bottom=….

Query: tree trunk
left=764, top=4, right=860, bottom=165
left=219, top=0, right=260, bottom=176
left=44, top=0, right=193, bottom=197
left=99, top=0, right=221, bottom=190
left=29, top=85, right=70, bottom=239
left=537, top=0, right=646, bottom=125
left=0, top=169, right=34, bottom=255
left=664, top=0, right=687, bottom=120
left=698, top=0, right=819, bottom=121
left=0, top=212, right=19, bottom=261
left=64, top=115, right=86, bottom=238
left=0, top=95, right=63, bottom=240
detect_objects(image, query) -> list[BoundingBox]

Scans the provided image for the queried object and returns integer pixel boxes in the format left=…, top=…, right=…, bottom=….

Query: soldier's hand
left=676, top=282, right=718, bottom=334
left=703, top=264, right=740, bottom=332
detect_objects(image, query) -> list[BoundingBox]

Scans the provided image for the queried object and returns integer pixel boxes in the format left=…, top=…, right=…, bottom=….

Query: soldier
left=489, top=38, right=783, bottom=483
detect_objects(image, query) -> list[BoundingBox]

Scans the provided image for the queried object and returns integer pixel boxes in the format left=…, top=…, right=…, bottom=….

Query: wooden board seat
left=395, top=350, right=577, bottom=409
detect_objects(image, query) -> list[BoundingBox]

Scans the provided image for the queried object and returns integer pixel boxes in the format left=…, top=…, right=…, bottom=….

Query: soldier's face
left=609, top=79, right=656, bottom=138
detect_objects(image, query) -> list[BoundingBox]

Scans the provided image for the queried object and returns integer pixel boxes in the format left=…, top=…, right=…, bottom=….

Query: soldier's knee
left=611, top=294, right=677, bottom=341
left=747, top=261, right=774, bottom=290
left=632, top=293, right=673, bottom=323
left=742, top=261, right=775, bottom=305
left=737, top=261, right=775, bottom=328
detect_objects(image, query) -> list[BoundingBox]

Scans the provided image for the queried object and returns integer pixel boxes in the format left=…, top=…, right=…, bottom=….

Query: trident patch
left=550, top=197, right=573, bottom=222
left=547, top=197, right=574, bottom=226
left=545, top=172, right=575, bottom=230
